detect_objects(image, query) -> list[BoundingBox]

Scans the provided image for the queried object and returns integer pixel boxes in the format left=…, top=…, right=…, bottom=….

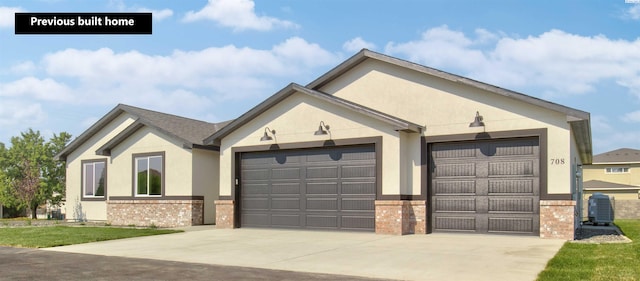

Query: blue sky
left=1, top=0, right=639, bottom=154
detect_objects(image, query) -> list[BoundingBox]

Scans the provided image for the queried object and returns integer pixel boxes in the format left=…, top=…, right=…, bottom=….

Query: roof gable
left=593, top=148, right=640, bottom=164
left=203, top=83, right=423, bottom=146
left=55, top=104, right=228, bottom=161
left=307, top=49, right=592, bottom=163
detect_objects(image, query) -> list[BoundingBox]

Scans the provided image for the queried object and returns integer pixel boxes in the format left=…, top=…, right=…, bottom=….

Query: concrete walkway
left=44, top=227, right=566, bottom=281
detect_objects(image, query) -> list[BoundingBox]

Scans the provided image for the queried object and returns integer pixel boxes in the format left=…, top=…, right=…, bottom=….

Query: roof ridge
left=118, top=103, right=220, bottom=126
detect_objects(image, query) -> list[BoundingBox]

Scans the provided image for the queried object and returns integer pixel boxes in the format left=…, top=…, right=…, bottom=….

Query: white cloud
left=624, top=4, right=640, bottom=20
left=10, top=61, right=36, bottom=75
left=141, top=8, right=173, bottom=21
left=3, top=37, right=337, bottom=120
left=343, top=37, right=377, bottom=53
left=622, top=110, right=640, bottom=123
left=108, top=0, right=173, bottom=21
left=0, top=101, right=46, bottom=127
left=0, top=77, right=73, bottom=102
left=385, top=26, right=640, bottom=99
left=183, top=0, right=298, bottom=31
left=0, top=6, right=24, bottom=28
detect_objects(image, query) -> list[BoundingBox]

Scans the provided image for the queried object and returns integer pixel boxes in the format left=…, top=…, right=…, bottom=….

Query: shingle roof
left=592, top=148, right=640, bottom=164
left=583, top=180, right=640, bottom=190
left=55, top=104, right=230, bottom=161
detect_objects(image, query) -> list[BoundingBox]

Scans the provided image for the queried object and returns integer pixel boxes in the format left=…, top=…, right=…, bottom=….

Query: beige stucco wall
left=584, top=190, right=639, bottom=200
left=65, top=113, right=135, bottom=221
left=193, top=149, right=219, bottom=224
left=319, top=59, right=575, bottom=195
left=218, top=92, right=407, bottom=197
left=583, top=164, right=640, bottom=186
left=108, top=126, right=194, bottom=197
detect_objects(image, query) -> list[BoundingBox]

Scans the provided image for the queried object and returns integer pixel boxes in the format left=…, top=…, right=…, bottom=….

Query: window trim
left=605, top=167, right=630, bottom=174
left=132, top=152, right=165, bottom=197
left=81, top=159, right=107, bottom=201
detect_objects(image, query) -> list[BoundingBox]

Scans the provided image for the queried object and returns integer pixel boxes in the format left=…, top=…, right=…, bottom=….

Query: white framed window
left=82, top=159, right=106, bottom=200
left=134, top=152, right=164, bottom=196
left=605, top=167, right=629, bottom=174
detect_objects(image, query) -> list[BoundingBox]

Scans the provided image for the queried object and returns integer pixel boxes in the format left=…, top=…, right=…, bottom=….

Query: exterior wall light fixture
left=469, top=111, right=485, bottom=127
left=314, top=121, right=330, bottom=135
left=260, top=127, right=275, bottom=141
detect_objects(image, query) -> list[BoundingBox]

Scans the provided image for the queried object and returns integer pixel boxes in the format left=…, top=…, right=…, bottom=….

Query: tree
left=0, top=129, right=71, bottom=218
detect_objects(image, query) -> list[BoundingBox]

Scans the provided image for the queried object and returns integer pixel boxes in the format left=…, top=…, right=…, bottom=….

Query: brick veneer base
left=375, top=200, right=426, bottom=235
left=540, top=200, right=576, bottom=240
left=107, top=199, right=203, bottom=228
left=215, top=200, right=235, bottom=228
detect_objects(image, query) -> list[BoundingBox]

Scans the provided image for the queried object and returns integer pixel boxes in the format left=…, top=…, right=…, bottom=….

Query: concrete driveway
left=44, top=227, right=565, bottom=281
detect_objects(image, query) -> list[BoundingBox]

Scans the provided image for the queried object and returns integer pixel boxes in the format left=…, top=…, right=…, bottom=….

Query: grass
left=537, top=219, right=640, bottom=281
left=0, top=226, right=182, bottom=248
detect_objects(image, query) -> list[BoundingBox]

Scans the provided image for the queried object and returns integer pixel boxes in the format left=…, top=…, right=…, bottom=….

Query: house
left=58, top=49, right=592, bottom=239
left=205, top=50, right=591, bottom=240
left=55, top=104, right=230, bottom=227
left=582, top=148, right=640, bottom=219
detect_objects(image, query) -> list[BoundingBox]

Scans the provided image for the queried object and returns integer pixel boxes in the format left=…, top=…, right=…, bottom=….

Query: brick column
left=215, top=200, right=235, bottom=228
left=540, top=200, right=576, bottom=240
left=375, top=200, right=426, bottom=235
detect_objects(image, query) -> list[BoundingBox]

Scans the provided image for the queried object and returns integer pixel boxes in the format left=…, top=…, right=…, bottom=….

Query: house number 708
left=550, top=158, right=565, bottom=165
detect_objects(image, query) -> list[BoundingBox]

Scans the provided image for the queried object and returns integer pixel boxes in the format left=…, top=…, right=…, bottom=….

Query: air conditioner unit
left=588, top=192, right=613, bottom=226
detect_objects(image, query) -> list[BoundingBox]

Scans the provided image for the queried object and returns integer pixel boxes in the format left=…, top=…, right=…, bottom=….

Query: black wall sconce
left=260, top=127, right=275, bottom=141
left=314, top=121, right=330, bottom=135
left=469, top=111, right=485, bottom=127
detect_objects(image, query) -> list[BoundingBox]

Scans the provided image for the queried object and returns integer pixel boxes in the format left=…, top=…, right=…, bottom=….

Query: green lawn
left=0, top=226, right=182, bottom=248
left=537, top=219, right=640, bottom=281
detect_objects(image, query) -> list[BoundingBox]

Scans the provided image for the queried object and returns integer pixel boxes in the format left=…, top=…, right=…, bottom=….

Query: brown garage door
left=430, top=138, right=540, bottom=235
left=240, top=145, right=376, bottom=231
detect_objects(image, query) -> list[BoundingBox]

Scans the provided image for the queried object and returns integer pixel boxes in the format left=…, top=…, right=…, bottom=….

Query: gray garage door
left=430, top=138, right=540, bottom=235
left=240, top=145, right=376, bottom=231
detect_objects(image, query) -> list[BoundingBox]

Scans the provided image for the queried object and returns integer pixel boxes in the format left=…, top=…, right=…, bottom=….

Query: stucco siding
left=65, top=113, right=136, bottom=221
left=319, top=59, right=575, bottom=194
left=108, top=126, right=194, bottom=197
left=193, top=149, right=219, bottom=224
left=583, top=164, right=640, bottom=187
left=219, top=92, right=404, bottom=197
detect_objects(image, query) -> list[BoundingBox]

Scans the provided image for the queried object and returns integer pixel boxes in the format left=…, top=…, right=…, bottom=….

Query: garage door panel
left=242, top=169, right=270, bottom=180
left=433, top=143, right=476, bottom=159
left=434, top=180, right=476, bottom=195
left=341, top=216, right=375, bottom=230
left=242, top=213, right=270, bottom=226
left=341, top=182, right=375, bottom=195
left=435, top=197, right=477, bottom=212
left=271, top=214, right=301, bottom=227
left=341, top=165, right=375, bottom=178
left=431, top=138, right=540, bottom=235
left=488, top=217, right=536, bottom=234
left=271, top=167, right=301, bottom=179
left=341, top=198, right=375, bottom=211
left=242, top=183, right=269, bottom=195
left=271, top=198, right=300, bottom=210
left=436, top=163, right=476, bottom=177
left=242, top=198, right=269, bottom=210
left=240, top=145, right=375, bottom=231
left=488, top=179, right=534, bottom=195
left=306, top=166, right=338, bottom=179
left=489, top=161, right=535, bottom=176
left=306, top=198, right=338, bottom=211
left=271, top=183, right=301, bottom=194
left=488, top=197, right=535, bottom=213
left=435, top=216, right=477, bottom=232
left=306, top=182, right=338, bottom=195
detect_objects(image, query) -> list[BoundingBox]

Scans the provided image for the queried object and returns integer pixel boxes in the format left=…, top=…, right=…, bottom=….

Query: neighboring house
left=58, top=49, right=592, bottom=239
left=206, top=49, right=591, bottom=240
left=583, top=148, right=640, bottom=200
left=55, top=104, right=230, bottom=227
